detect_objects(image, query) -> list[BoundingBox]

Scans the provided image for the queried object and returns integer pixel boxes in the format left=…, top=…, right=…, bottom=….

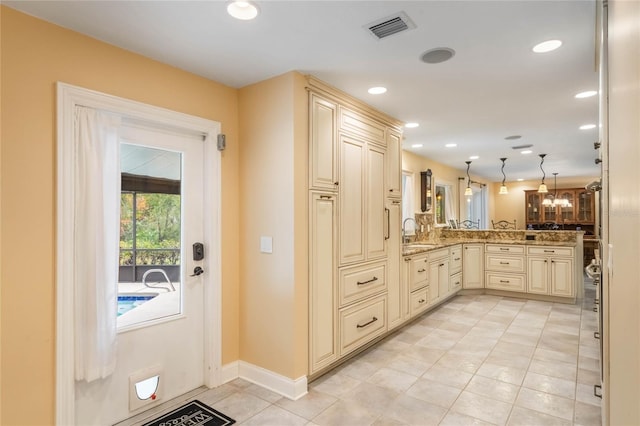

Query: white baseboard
left=220, top=361, right=308, bottom=400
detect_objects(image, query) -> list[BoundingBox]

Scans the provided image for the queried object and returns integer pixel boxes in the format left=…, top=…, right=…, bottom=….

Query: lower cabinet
left=527, top=246, right=575, bottom=297
left=339, top=294, right=387, bottom=356
left=463, top=244, right=484, bottom=289
left=450, top=272, right=462, bottom=293
left=484, top=244, right=526, bottom=293
left=428, top=248, right=450, bottom=304
left=410, top=287, right=430, bottom=317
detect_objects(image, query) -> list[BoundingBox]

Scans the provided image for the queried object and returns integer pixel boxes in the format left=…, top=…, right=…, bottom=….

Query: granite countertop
left=402, top=230, right=583, bottom=256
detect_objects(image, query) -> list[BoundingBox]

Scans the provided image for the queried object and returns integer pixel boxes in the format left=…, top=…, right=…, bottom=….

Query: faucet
left=402, top=217, right=417, bottom=244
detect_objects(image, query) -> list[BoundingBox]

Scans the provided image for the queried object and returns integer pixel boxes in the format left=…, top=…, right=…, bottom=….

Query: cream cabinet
left=386, top=200, right=404, bottom=330
left=309, top=93, right=338, bottom=191
left=385, top=129, right=402, bottom=198
left=449, top=245, right=463, bottom=293
left=338, top=134, right=387, bottom=265
left=339, top=294, right=387, bottom=356
left=339, top=106, right=387, bottom=145
left=404, top=253, right=429, bottom=318
left=428, top=248, right=450, bottom=304
left=309, top=192, right=337, bottom=374
left=484, top=244, right=526, bottom=293
left=527, top=246, right=575, bottom=297
left=462, top=244, right=484, bottom=289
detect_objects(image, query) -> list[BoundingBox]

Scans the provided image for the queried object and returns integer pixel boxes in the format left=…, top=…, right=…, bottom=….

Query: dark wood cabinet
left=524, top=188, right=595, bottom=230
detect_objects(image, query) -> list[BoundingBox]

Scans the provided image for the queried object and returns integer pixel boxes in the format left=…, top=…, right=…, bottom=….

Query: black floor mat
left=142, top=400, right=235, bottom=426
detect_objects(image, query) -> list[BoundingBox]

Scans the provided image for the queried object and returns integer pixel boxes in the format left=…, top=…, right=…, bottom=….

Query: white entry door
left=75, top=123, right=208, bottom=425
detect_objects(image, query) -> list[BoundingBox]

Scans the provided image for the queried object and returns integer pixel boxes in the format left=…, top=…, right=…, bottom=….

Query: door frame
left=55, top=82, right=222, bottom=425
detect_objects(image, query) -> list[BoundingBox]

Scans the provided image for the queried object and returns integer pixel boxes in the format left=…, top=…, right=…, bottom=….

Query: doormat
left=142, top=400, right=235, bottom=426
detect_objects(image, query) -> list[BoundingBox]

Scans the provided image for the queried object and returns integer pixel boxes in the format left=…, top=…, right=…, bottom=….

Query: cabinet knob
left=334, top=181, right=339, bottom=186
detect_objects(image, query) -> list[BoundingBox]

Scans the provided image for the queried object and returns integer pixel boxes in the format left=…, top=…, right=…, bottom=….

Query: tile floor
left=120, top=278, right=602, bottom=426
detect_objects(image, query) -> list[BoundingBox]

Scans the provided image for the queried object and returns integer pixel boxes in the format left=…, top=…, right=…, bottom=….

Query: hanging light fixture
left=537, top=154, right=548, bottom=193
left=499, top=158, right=508, bottom=194
left=551, top=173, right=572, bottom=207
left=464, top=161, right=473, bottom=196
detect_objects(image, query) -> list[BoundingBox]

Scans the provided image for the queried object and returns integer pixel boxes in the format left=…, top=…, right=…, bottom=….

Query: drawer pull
left=499, top=262, right=510, bottom=265
left=417, top=268, right=426, bottom=273
left=500, top=248, right=509, bottom=251
left=357, top=276, right=378, bottom=286
left=356, top=316, right=378, bottom=328
left=418, top=299, right=426, bottom=304
left=500, top=280, right=510, bottom=283
left=544, top=249, right=556, bottom=253
left=319, top=195, right=333, bottom=199
left=594, top=331, right=600, bottom=339
left=439, top=263, right=445, bottom=267
left=454, top=257, right=461, bottom=261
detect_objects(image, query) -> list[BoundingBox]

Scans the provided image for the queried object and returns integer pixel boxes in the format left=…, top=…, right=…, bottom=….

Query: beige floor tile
left=383, top=394, right=448, bottom=425
left=416, top=334, right=459, bottom=351
left=403, top=345, right=447, bottom=363
left=574, top=400, right=603, bottom=425
left=465, top=375, right=520, bottom=403
left=476, top=362, right=526, bottom=385
left=522, top=371, right=576, bottom=399
left=275, top=389, right=337, bottom=420
left=244, top=382, right=284, bottom=403
left=337, top=358, right=381, bottom=381
left=450, top=390, right=513, bottom=425
left=341, top=382, right=400, bottom=416
left=515, top=387, right=574, bottom=421
left=211, top=392, right=271, bottom=423
left=422, top=364, right=474, bottom=389
left=486, top=350, right=532, bottom=370
left=493, top=340, right=536, bottom=357
left=575, top=383, right=602, bottom=407
left=386, top=354, right=434, bottom=376
left=439, top=411, right=496, bottom=426
left=528, top=358, right=577, bottom=381
left=405, top=377, right=462, bottom=408
left=311, top=399, right=379, bottom=426
left=366, top=367, right=418, bottom=392
left=242, top=404, right=308, bottom=426
left=533, top=347, right=578, bottom=365
left=507, top=406, right=572, bottom=426
left=311, top=372, right=362, bottom=398
left=371, top=416, right=405, bottom=426
left=434, top=351, right=486, bottom=374
left=578, top=355, right=600, bottom=373
left=577, top=367, right=601, bottom=386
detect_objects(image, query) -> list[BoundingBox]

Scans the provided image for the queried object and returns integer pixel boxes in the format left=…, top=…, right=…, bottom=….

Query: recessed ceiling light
left=521, top=150, right=533, bottom=154
left=411, top=144, right=423, bottom=148
left=580, top=124, right=596, bottom=130
left=575, top=90, right=597, bottom=99
left=420, top=47, right=456, bottom=64
left=227, top=1, right=259, bottom=20
left=517, top=178, right=524, bottom=182
left=532, top=39, right=562, bottom=53
left=469, top=155, right=479, bottom=160
left=445, top=143, right=457, bottom=148
left=405, top=122, right=419, bottom=128
left=505, top=135, right=522, bottom=140
left=368, top=86, right=387, bottom=95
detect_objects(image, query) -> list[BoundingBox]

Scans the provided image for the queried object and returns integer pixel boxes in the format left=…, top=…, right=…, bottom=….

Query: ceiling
left=6, top=0, right=600, bottom=182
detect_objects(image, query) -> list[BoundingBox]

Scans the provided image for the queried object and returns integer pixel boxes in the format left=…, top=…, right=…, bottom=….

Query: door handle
left=191, top=266, right=204, bottom=277
left=384, top=208, right=390, bottom=240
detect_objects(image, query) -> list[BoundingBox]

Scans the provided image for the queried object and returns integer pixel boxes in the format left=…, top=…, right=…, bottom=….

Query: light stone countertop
left=402, top=229, right=584, bottom=256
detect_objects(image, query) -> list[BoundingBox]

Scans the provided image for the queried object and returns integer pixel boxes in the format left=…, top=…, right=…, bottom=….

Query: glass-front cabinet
left=524, top=188, right=595, bottom=230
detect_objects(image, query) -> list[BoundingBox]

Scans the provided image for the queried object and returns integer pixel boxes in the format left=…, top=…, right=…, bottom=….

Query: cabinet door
left=576, top=190, right=595, bottom=223
left=309, top=94, right=338, bottom=191
left=558, top=190, right=576, bottom=223
left=462, top=244, right=484, bottom=289
left=385, top=129, right=402, bottom=198
left=526, top=192, right=542, bottom=223
left=438, top=259, right=450, bottom=299
left=386, top=201, right=404, bottom=330
left=309, top=192, right=337, bottom=373
left=339, top=135, right=365, bottom=265
left=550, top=258, right=574, bottom=297
left=428, top=260, right=440, bottom=303
left=527, top=257, right=549, bottom=295
left=366, top=143, right=387, bottom=260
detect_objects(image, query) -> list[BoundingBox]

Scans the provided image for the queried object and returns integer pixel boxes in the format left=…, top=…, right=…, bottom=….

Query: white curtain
left=74, top=106, right=121, bottom=382
left=444, top=185, right=456, bottom=224
left=402, top=174, right=415, bottom=233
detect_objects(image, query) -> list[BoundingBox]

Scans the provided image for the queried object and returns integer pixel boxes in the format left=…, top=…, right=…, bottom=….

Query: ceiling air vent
left=366, top=12, right=416, bottom=40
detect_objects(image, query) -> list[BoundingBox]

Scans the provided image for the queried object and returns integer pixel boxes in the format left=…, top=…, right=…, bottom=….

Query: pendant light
left=498, top=158, right=508, bottom=194
left=551, top=173, right=572, bottom=207
left=537, top=154, right=548, bottom=193
left=464, top=161, right=473, bottom=196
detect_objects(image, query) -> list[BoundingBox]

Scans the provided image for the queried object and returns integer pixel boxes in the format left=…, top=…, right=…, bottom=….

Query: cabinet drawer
left=527, top=246, right=574, bottom=257
left=485, top=272, right=526, bottom=292
left=486, top=244, right=525, bottom=255
left=450, top=245, right=462, bottom=273
left=339, top=107, right=386, bottom=145
left=339, top=295, right=387, bottom=356
left=409, top=256, right=428, bottom=291
left=450, top=271, right=462, bottom=292
left=339, top=261, right=387, bottom=306
left=410, top=288, right=429, bottom=317
left=486, top=254, right=525, bottom=273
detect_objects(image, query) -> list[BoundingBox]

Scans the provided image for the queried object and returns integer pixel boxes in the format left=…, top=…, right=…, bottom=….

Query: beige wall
left=237, top=73, right=308, bottom=379
left=0, top=7, right=240, bottom=424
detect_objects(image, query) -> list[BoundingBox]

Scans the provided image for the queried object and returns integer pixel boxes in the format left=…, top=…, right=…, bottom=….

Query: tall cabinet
left=308, top=77, right=403, bottom=376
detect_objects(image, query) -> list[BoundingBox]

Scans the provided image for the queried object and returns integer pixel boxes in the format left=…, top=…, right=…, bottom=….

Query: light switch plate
left=260, top=236, right=273, bottom=253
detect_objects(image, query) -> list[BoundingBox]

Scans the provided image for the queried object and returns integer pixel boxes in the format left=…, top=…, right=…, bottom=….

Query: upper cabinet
left=385, top=129, right=402, bottom=199
left=524, top=188, right=596, bottom=227
left=309, top=93, right=338, bottom=191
